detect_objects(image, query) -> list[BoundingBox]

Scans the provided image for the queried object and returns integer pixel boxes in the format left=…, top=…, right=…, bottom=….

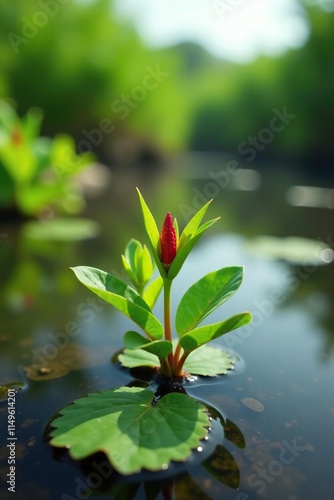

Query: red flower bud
left=12, top=128, right=23, bottom=147
left=160, top=212, right=177, bottom=266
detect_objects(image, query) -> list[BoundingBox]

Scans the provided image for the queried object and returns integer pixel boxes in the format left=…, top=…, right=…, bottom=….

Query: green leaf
left=16, top=183, right=64, bottom=215
left=136, top=244, right=153, bottom=285
left=123, top=239, right=139, bottom=275
left=178, top=199, right=213, bottom=251
left=22, top=107, right=43, bottom=141
left=136, top=189, right=160, bottom=247
left=0, top=133, right=37, bottom=184
left=0, top=166, right=14, bottom=206
left=123, top=331, right=173, bottom=359
left=173, top=216, right=179, bottom=242
left=183, top=345, right=234, bottom=376
left=51, top=134, right=94, bottom=178
left=119, top=344, right=234, bottom=377
left=50, top=387, right=209, bottom=475
left=71, top=266, right=163, bottom=340
left=180, top=312, right=252, bottom=352
left=176, top=267, right=244, bottom=336
left=118, top=348, right=160, bottom=369
left=168, top=218, right=220, bottom=279
left=122, top=239, right=153, bottom=288
left=143, top=276, right=163, bottom=309
left=121, top=254, right=135, bottom=283
left=136, top=188, right=166, bottom=278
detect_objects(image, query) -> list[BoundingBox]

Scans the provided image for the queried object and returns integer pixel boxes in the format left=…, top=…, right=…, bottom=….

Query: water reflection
left=1, top=172, right=334, bottom=499
left=286, top=185, right=334, bottom=209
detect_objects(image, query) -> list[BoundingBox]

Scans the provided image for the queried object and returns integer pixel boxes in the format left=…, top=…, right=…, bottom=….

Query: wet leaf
left=50, top=387, right=209, bottom=475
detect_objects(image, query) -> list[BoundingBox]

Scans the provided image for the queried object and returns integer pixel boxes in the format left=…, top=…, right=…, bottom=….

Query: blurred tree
left=1, top=0, right=333, bottom=177
left=189, top=3, right=334, bottom=177
left=0, top=0, right=188, bottom=156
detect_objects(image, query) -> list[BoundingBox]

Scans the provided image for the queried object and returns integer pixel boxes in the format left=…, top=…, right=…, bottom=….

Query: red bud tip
left=160, top=212, right=177, bottom=265
left=11, top=129, right=23, bottom=146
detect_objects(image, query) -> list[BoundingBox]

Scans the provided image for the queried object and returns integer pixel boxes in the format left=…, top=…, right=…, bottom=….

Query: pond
left=1, top=161, right=333, bottom=499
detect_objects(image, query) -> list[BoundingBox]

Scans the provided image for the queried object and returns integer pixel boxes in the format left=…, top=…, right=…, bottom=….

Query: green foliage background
left=0, top=0, right=333, bottom=174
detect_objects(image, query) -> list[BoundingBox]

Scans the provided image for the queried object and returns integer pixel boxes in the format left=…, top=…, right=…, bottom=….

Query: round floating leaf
left=50, top=387, right=209, bottom=475
left=183, top=345, right=234, bottom=376
left=118, top=348, right=160, bottom=369
left=0, top=382, right=24, bottom=402
left=71, top=266, right=163, bottom=340
left=247, top=236, right=333, bottom=265
left=23, top=218, right=99, bottom=241
left=119, top=345, right=234, bottom=377
left=176, top=267, right=244, bottom=336
left=123, top=331, right=173, bottom=358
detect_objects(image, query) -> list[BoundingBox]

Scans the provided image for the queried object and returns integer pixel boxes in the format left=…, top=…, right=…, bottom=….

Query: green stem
left=163, top=278, right=172, bottom=342
left=160, top=357, right=172, bottom=377
left=136, top=283, right=145, bottom=297
left=163, top=278, right=174, bottom=372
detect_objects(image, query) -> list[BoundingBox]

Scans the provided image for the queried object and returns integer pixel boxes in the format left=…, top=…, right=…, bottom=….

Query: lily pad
left=118, top=345, right=234, bottom=377
left=23, top=218, right=99, bottom=241
left=247, top=236, right=333, bottom=265
left=118, top=348, right=159, bottom=369
left=184, top=345, right=234, bottom=376
left=50, top=387, right=209, bottom=475
left=0, top=382, right=24, bottom=402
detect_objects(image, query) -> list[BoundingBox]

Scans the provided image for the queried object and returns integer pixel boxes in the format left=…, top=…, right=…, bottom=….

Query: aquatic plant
left=49, top=189, right=252, bottom=475
left=0, top=100, right=93, bottom=217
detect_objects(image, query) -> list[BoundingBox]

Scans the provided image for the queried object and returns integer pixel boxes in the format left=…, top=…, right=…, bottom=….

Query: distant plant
left=0, top=101, right=94, bottom=217
left=50, top=189, right=252, bottom=476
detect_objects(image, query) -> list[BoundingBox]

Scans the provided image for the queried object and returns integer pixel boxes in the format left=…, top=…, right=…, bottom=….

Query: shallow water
left=1, top=166, right=333, bottom=499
